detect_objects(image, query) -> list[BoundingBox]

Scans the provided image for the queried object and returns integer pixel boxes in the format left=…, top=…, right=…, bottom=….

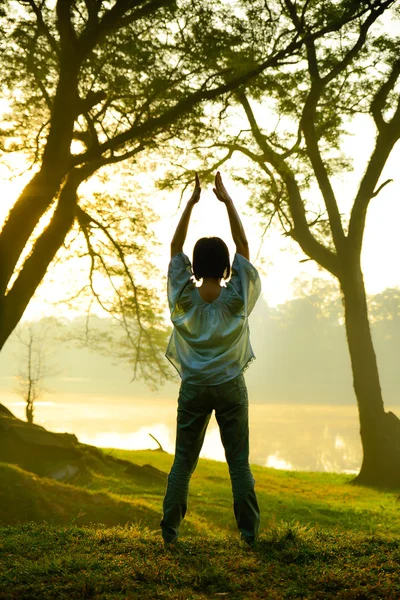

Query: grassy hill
left=1, top=448, right=400, bottom=599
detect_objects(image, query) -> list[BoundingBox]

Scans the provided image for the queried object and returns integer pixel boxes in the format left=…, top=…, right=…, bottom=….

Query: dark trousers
left=160, top=373, right=260, bottom=542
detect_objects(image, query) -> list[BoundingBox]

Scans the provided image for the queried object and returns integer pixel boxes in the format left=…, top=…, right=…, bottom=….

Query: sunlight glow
left=265, top=453, right=293, bottom=471
left=199, top=425, right=227, bottom=462
left=0, top=395, right=370, bottom=472
left=335, top=435, right=346, bottom=450
left=75, top=424, right=173, bottom=452
left=10, top=401, right=56, bottom=407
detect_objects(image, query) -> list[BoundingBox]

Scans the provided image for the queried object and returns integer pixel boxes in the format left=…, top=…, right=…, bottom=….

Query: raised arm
left=171, top=174, right=201, bottom=258
left=213, top=171, right=249, bottom=260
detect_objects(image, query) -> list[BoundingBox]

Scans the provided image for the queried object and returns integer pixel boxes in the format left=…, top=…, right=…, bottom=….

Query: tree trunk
left=0, top=58, right=80, bottom=298
left=0, top=169, right=65, bottom=298
left=0, top=171, right=80, bottom=350
left=341, top=266, right=400, bottom=488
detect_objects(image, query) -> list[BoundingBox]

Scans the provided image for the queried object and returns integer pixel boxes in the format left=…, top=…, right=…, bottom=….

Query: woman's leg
left=214, top=374, right=260, bottom=542
left=161, top=383, right=212, bottom=543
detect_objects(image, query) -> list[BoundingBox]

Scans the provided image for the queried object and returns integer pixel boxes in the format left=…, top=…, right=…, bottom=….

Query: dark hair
left=193, top=237, right=231, bottom=281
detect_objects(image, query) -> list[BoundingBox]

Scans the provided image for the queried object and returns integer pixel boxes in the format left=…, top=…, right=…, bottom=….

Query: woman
left=161, top=172, right=261, bottom=545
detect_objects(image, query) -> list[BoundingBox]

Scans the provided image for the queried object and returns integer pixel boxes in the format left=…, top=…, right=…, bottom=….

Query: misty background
left=1, top=284, right=399, bottom=474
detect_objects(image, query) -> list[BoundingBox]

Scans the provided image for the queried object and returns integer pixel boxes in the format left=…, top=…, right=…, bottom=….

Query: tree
left=14, top=321, right=58, bottom=424
left=0, top=0, right=382, bottom=381
left=0, top=0, right=293, bottom=357
left=184, top=0, right=400, bottom=486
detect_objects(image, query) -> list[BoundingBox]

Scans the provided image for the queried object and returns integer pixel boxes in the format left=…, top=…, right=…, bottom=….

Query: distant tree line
left=2, top=286, right=399, bottom=420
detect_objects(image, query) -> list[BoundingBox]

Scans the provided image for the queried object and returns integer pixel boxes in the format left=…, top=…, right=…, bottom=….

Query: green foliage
left=0, top=0, right=178, bottom=158
left=160, top=1, right=400, bottom=261
left=1, top=0, right=323, bottom=374
left=69, top=166, right=171, bottom=385
left=0, top=0, right=196, bottom=379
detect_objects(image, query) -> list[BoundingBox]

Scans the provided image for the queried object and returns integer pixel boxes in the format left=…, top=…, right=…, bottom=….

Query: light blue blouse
left=165, top=252, right=261, bottom=385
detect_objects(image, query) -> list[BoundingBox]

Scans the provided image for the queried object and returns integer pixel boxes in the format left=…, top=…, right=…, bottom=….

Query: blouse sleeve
left=229, top=253, right=261, bottom=316
left=167, top=252, right=193, bottom=314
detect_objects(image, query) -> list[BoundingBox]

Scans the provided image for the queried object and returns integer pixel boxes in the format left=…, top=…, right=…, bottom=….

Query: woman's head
left=193, top=237, right=231, bottom=281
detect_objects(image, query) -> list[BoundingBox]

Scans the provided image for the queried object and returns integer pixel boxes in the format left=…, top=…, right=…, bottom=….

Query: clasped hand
left=188, top=171, right=231, bottom=205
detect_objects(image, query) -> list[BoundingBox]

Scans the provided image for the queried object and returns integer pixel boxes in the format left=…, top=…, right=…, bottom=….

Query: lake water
left=1, top=392, right=387, bottom=475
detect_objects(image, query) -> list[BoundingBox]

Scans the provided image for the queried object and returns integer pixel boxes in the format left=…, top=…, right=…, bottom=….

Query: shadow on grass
left=0, top=462, right=167, bottom=530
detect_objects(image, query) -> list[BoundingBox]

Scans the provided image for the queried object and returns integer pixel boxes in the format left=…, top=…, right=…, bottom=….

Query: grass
left=1, top=448, right=400, bottom=598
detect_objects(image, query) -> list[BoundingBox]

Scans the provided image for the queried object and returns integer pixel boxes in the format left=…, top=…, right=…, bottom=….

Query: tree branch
left=320, top=1, right=394, bottom=87
left=100, top=0, right=174, bottom=35
left=78, top=0, right=173, bottom=58
left=83, top=0, right=100, bottom=25
left=26, top=0, right=60, bottom=58
left=26, top=27, right=53, bottom=111
left=287, top=0, right=397, bottom=263
left=348, top=101, right=400, bottom=256
left=301, top=84, right=346, bottom=251
left=284, top=0, right=320, bottom=80
left=371, top=178, right=393, bottom=198
left=71, top=4, right=383, bottom=167
left=235, top=92, right=340, bottom=277
left=371, top=59, right=400, bottom=132
left=56, top=0, right=77, bottom=56
left=76, top=205, right=170, bottom=379
left=296, top=3, right=391, bottom=254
